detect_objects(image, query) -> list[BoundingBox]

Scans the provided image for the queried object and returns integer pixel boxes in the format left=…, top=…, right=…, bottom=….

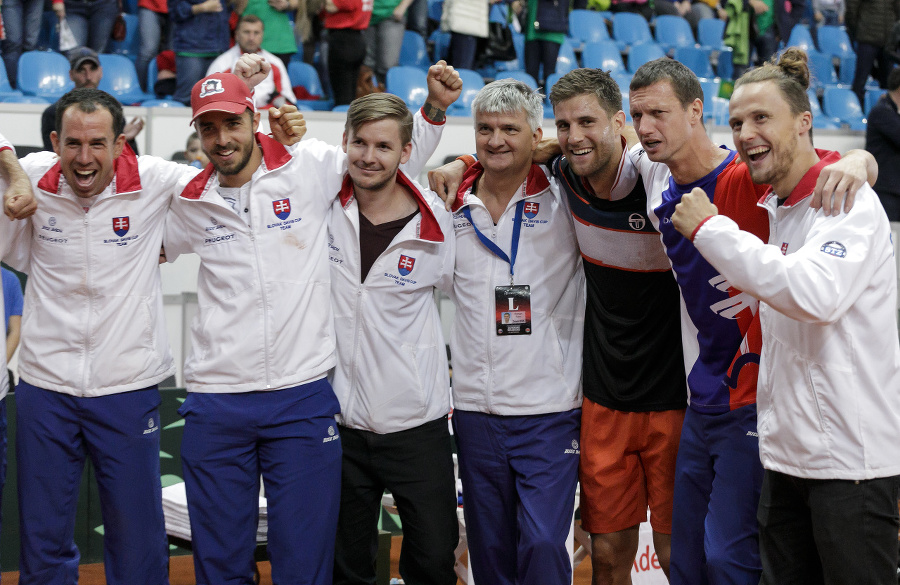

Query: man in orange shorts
left=547, top=68, right=687, bottom=585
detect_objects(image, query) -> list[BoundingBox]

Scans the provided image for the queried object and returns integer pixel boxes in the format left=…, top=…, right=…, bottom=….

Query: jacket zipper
left=82, top=211, right=92, bottom=395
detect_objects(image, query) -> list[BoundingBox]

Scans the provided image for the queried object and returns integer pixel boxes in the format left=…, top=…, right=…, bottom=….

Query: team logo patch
left=112, top=217, right=130, bottom=237
left=628, top=213, right=646, bottom=231
left=820, top=240, right=847, bottom=258
left=523, top=202, right=540, bottom=219
left=273, top=198, right=291, bottom=220
left=199, top=79, right=225, bottom=98
left=781, top=242, right=789, bottom=255
left=398, top=254, right=416, bottom=276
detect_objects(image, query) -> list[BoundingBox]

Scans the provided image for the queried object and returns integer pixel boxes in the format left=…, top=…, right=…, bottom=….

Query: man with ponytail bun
left=629, top=54, right=878, bottom=585
left=673, top=48, right=900, bottom=584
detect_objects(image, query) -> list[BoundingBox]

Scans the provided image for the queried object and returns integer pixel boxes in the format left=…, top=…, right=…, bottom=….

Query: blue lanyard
left=462, top=199, right=525, bottom=283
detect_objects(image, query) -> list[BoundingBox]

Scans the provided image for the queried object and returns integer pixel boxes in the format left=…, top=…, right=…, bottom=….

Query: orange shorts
left=579, top=398, right=685, bottom=535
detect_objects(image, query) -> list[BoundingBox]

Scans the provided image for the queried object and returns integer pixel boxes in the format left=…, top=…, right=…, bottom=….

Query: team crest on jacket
left=199, top=79, right=225, bottom=97
left=398, top=254, right=415, bottom=276
left=112, top=217, right=130, bottom=237
left=523, top=202, right=540, bottom=219
left=273, top=198, right=291, bottom=220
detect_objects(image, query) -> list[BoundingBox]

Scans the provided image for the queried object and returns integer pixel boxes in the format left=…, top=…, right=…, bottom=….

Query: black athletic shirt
left=553, top=154, right=687, bottom=412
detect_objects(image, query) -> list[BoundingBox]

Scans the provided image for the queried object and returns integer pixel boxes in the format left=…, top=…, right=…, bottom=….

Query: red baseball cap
left=190, top=73, right=256, bottom=125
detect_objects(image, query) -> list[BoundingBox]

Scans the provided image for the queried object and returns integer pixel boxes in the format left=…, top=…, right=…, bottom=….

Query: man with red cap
left=1, top=62, right=300, bottom=583
left=163, top=55, right=461, bottom=585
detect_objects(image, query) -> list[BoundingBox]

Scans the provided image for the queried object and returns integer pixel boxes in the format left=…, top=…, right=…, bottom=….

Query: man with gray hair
left=448, top=78, right=585, bottom=585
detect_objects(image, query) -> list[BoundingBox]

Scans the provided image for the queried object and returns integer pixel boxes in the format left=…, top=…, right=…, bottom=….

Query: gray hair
left=471, top=78, right=544, bottom=132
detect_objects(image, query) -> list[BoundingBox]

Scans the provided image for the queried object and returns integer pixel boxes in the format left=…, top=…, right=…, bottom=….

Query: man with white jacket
left=672, top=52, right=900, bottom=584
left=328, top=92, right=458, bottom=585
left=4, top=83, right=298, bottom=585
left=448, top=79, right=585, bottom=585
left=164, top=58, right=460, bottom=585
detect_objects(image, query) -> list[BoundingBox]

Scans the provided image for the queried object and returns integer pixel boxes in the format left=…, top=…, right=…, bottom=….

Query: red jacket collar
left=179, top=132, right=292, bottom=200
left=37, top=142, right=141, bottom=196
left=766, top=148, right=841, bottom=207
left=450, top=162, right=550, bottom=212
left=338, top=169, right=444, bottom=242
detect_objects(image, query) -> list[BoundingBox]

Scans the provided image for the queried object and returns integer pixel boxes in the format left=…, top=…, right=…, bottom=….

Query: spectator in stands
left=184, top=131, right=209, bottom=168
left=321, top=0, right=371, bottom=105
left=363, top=0, right=415, bottom=84
left=846, top=0, right=898, bottom=104
left=207, top=14, right=297, bottom=108
left=442, top=0, right=488, bottom=71
left=406, top=0, right=428, bottom=38
left=170, top=0, right=231, bottom=105
left=52, top=0, right=118, bottom=53
left=136, top=0, right=170, bottom=91
left=752, top=0, right=777, bottom=66
left=865, top=66, right=900, bottom=221
left=235, top=0, right=298, bottom=65
left=0, top=0, right=43, bottom=88
left=655, top=0, right=725, bottom=33
left=773, top=0, right=805, bottom=43
left=40, top=48, right=144, bottom=153
left=813, top=0, right=843, bottom=24
left=523, top=0, right=568, bottom=88
left=152, top=49, right=177, bottom=97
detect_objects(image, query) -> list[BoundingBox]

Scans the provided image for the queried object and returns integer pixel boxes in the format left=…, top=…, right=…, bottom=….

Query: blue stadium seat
left=109, top=14, right=140, bottom=62
left=448, top=68, right=484, bottom=116
left=0, top=60, right=23, bottom=99
left=838, top=52, right=856, bottom=85
left=427, top=0, right=443, bottom=22
left=613, top=71, right=633, bottom=96
left=865, top=88, right=887, bottom=114
left=17, top=51, right=74, bottom=99
left=655, top=15, right=695, bottom=54
left=786, top=24, right=816, bottom=52
left=386, top=65, right=429, bottom=109
left=495, top=32, right=525, bottom=72
left=716, top=49, right=733, bottom=79
left=582, top=40, right=626, bottom=73
left=807, top=49, right=839, bottom=89
left=699, top=77, right=720, bottom=105
left=568, top=9, right=610, bottom=48
left=288, top=61, right=333, bottom=110
left=697, top=17, right=727, bottom=51
left=627, top=41, right=665, bottom=74
left=554, top=38, right=578, bottom=75
left=399, top=31, right=430, bottom=70
left=429, top=29, right=451, bottom=62
left=822, top=86, right=866, bottom=129
left=613, top=12, right=652, bottom=50
left=140, top=98, right=185, bottom=107
left=496, top=70, right=538, bottom=89
left=622, top=96, right=631, bottom=121
left=807, top=89, right=842, bottom=128
left=544, top=71, right=563, bottom=106
left=674, top=46, right=714, bottom=78
left=1, top=94, right=50, bottom=104
left=816, top=25, right=854, bottom=61
left=332, top=104, right=350, bottom=112
left=98, top=54, right=154, bottom=105
left=708, top=96, right=729, bottom=125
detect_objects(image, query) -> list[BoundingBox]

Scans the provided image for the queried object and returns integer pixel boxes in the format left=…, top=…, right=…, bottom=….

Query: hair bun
left=777, top=48, right=811, bottom=91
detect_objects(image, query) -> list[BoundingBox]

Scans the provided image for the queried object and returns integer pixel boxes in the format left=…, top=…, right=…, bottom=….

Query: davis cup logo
left=112, top=217, right=130, bottom=237
left=273, top=198, right=291, bottom=220
left=523, top=202, right=540, bottom=219
left=398, top=254, right=415, bottom=276
left=199, top=79, right=225, bottom=98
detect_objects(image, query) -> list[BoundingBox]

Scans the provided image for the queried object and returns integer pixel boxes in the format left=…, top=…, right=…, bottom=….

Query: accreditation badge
left=495, top=285, right=531, bottom=335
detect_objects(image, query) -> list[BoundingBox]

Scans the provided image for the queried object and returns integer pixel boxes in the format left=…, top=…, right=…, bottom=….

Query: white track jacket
left=165, top=111, right=443, bottom=393
left=449, top=163, right=585, bottom=416
left=6, top=148, right=194, bottom=396
left=329, top=172, right=454, bottom=433
left=692, top=151, right=900, bottom=480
